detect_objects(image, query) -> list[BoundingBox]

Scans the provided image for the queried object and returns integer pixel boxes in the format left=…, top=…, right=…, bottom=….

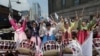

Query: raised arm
left=70, top=16, right=79, bottom=32
left=8, top=14, right=17, bottom=30
left=70, top=11, right=80, bottom=31
left=39, top=28, right=45, bottom=37
left=21, top=16, right=27, bottom=31
left=87, top=17, right=96, bottom=30
left=77, top=17, right=83, bottom=30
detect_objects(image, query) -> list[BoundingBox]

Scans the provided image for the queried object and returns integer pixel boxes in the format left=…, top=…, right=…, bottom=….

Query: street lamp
left=9, top=0, right=21, bottom=4
left=16, top=0, right=21, bottom=4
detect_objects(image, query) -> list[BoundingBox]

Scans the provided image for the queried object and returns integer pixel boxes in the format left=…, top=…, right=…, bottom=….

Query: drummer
left=40, top=22, right=56, bottom=43
left=77, top=15, right=97, bottom=44
left=8, top=14, right=28, bottom=47
left=95, top=21, right=100, bottom=38
left=27, top=20, right=39, bottom=36
left=62, top=20, right=74, bottom=42
left=39, top=19, right=46, bottom=40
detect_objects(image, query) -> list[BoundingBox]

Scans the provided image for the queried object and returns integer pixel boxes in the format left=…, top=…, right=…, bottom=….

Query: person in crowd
left=77, top=15, right=96, bottom=44
left=25, top=20, right=33, bottom=39
left=26, top=20, right=42, bottom=56
left=8, top=14, right=28, bottom=47
left=55, top=28, right=64, bottom=44
left=40, top=22, right=56, bottom=43
left=95, top=21, right=100, bottom=38
left=39, top=19, right=46, bottom=40
left=57, top=16, right=65, bottom=31
left=27, top=21, right=41, bottom=47
left=29, top=21, right=39, bottom=36
left=96, top=15, right=100, bottom=38
left=62, top=17, right=78, bottom=42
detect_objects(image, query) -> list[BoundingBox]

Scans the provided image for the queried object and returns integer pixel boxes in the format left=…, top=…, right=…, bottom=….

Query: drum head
left=16, top=48, right=34, bottom=55
left=62, top=47, right=73, bottom=54
left=43, top=49, right=59, bottom=56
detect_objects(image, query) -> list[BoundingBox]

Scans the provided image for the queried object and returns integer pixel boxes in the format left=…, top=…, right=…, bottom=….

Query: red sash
left=62, top=31, right=72, bottom=42
left=77, top=30, right=88, bottom=44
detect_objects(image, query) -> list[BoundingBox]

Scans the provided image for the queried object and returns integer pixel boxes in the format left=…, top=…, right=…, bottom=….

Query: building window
left=74, top=0, right=79, bottom=6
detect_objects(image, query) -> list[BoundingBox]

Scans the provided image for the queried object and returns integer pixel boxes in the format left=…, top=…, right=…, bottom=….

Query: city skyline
left=27, top=0, right=48, bottom=17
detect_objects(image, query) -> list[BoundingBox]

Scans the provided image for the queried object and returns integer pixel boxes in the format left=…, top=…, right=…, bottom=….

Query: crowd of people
left=6, top=11, right=100, bottom=56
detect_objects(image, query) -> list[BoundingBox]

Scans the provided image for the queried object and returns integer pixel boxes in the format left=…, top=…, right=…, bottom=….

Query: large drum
left=41, top=40, right=60, bottom=56
left=16, top=39, right=35, bottom=56
left=20, top=39, right=35, bottom=50
left=61, top=40, right=73, bottom=55
left=0, top=40, right=16, bottom=55
left=62, top=40, right=82, bottom=56
left=93, top=38, right=100, bottom=54
left=0, top=40, right=16, bottom=50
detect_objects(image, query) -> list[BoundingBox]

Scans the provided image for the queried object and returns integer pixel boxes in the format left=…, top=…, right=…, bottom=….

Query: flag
left=8, top=0, right=13, bottom=17
left=82, top=31, right=93, bottom=56
left=47, top=17, right=52, bottom=22
left=46, top=17, right=50, bottom=21
left=55, top=13, right=59, bottom=20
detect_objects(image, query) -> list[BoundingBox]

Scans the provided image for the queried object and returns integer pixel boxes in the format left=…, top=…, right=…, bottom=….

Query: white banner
left=82, top=31, right=93, bottom=56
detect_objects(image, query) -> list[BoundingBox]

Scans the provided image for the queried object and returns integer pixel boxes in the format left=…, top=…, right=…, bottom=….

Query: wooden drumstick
left=81, top=8, right=84, bottom=17
left=66, top=16, right=71, bottom=26
left=75, top=11, right=78, bottom=17
left=50, top=15, right=53, bottom=20
left=96, top=8, right=99, bottom=17
left=75, top=11, right=79, bottom=20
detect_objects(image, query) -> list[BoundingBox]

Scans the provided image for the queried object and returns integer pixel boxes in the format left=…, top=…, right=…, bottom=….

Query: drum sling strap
left=34, top=29, right=38, bottom=45
left=35, top=33, right=38, bottom=45
left=47, top=33, right=50, bottom=41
